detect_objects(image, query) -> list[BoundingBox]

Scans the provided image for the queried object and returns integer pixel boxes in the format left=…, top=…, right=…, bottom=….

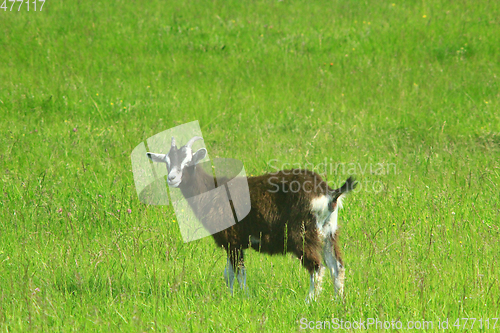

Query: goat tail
left=339, top=176, right=357, bottom=194
left=329, top=176, right=357, bottom=211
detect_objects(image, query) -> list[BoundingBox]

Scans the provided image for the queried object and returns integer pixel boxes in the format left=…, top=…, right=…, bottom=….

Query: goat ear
left=190, top=148, right=207, bottom=166
left=146, top=153, right=167, bottom=163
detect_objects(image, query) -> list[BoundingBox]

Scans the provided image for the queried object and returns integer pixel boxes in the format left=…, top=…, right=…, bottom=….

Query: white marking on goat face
left=167, top=167, right=182, bottom=187
left=179, top=147, right=193, bottom=169
left=165, top=146, right=192, bottom=187
left=147, top=152, right=182, bottom=186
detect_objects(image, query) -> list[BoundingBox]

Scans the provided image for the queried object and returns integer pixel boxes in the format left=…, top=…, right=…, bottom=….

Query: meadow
left=1, top=0, right=499, bottom=331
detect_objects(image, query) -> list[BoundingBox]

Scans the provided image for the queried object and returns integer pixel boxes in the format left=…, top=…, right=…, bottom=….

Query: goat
left=147, top=136, right=356, bottom=301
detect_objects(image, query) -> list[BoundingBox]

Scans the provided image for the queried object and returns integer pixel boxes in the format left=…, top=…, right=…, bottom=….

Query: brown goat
left=147, top=136, right=356, bottom=301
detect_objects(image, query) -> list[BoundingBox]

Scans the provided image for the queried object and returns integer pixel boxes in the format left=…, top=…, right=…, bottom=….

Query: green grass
left=1, top=0, right=499, bottom=331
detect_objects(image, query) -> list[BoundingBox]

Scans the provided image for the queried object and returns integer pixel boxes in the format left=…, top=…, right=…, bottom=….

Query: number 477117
left=1, top=0, right=45, bottom=11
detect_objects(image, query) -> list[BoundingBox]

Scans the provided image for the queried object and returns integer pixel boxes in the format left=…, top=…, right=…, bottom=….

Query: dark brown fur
left=180, top=165, right=343, bottom=276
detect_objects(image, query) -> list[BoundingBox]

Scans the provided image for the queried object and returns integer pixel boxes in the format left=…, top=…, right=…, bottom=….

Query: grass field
left=1, top=0, right=499, bottom=331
